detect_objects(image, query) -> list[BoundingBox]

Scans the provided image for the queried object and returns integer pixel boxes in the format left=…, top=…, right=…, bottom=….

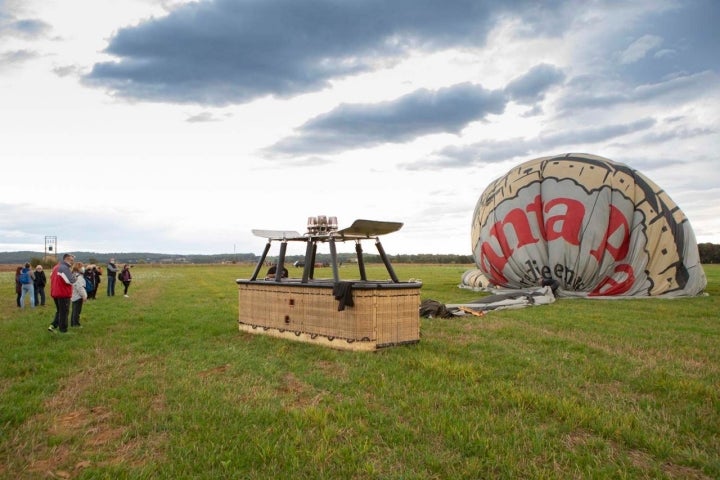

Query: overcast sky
left=1, top=0, right=718, bottom=257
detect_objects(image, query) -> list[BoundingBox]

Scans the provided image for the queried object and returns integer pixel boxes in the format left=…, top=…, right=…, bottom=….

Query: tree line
left=2, top=245, right=718, bottom=267
left=698, top=243, right=720, bottom=264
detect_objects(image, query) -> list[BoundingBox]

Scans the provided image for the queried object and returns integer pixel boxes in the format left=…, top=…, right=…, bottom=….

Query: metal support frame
left=329, top=237, right=340, bottom=283
left=247, top=219, right=404, bottom=284
left=250, top=242, right=272, bottom=280
left=301, top=240, right=314, bottom=283
left=355, top=241, right=367, bottom=281
left=375, top=239, right=399, bottom=283
left=275, top=241, right=288, bottom=281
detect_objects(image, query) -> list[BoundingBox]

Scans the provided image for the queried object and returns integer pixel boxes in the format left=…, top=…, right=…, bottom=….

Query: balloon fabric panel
left=470, top=153, right=707, bottom=297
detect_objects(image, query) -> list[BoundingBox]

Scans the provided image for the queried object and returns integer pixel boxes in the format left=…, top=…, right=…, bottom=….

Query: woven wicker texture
left=238, top=283, right=420, bottom=350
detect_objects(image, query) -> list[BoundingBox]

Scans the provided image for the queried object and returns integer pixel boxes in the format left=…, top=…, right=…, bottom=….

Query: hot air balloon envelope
left=470, top=153, right=706, bottom=297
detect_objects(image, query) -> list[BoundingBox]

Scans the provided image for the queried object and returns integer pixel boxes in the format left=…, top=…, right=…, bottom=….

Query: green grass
left=0, top=263, right=718, bottom=479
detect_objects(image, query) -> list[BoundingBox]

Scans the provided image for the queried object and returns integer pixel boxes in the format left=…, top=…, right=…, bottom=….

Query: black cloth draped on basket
left=333, top=282, right=354, bottom=311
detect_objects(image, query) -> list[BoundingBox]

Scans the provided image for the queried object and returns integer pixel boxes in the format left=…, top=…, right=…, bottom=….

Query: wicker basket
left=238, top=280, right=420, bottom=351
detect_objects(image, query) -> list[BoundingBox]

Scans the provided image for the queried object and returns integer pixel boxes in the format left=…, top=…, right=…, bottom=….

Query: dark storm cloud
left=75, top=0, right=717, bottom=161
left=78, top=1, right=716, bottom=110
left=83, top=0, right=560, bottom=105
left=268, top=62, right=567, bottom=156
left=267, top=83, right=507, bottom=155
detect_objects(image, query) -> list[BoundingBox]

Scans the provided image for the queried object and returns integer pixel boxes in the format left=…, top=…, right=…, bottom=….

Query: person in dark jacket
left=83, top=265, right=97, bottom=300
left=106, top=258, right=118, bottom=297
left=119, top=264, right=132, bottom=297
left=94, top=266, right=102, bottom=299
left=15, top=266, right=22, bottom=308
left=48, top=254, right=76, bottom=333
left=34, top=265, right=47, bottom=306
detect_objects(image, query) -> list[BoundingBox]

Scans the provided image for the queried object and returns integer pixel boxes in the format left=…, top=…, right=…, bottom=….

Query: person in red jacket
left=48, top=253, right=76, bottom=333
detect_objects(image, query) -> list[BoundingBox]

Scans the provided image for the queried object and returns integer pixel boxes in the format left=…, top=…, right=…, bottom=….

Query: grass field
left=0, top=263, right=718, bottom=479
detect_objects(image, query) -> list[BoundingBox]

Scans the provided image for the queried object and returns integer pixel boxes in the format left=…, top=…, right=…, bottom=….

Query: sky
left=1, top=0, right=718, bottom=257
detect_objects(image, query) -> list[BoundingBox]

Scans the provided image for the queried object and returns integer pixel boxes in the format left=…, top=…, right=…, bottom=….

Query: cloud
left=653, top=48, right=675, bottom=59
left=82, top=0, right=565, bottom=106
left=404, top=139, right=531, bottom=170
left=504, top=63, right=565, bottom=104
left=267, top=61, right=567, bottom=156
left=632, top=70, right=719, bottom=101
left=0, top=9, right=50, bottom=69
left=0, top=49, right=37, bottom=68
left=1, top=0, right=718, bottom=254
left=540, top=118, right=656, bottom=144
left=638, top=122, right=717, bottom=144
left=558, top=70, right=718, bottom=111
left=266, top=83, right=507, bottom=155
left=186, top=111, right=224, bottom=123
left=0, top=201, right=236, bottom=255
left=53, top=64, right=82, bottom=77
left=403, top=118, right=659, bottom=170
left=618, top=34, right=662, bottom=64
left=0, top=16, right=50, bottom=38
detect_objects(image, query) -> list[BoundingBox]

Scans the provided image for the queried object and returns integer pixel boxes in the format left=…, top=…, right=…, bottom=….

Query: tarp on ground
left=420, top=286, right=556, bottom=318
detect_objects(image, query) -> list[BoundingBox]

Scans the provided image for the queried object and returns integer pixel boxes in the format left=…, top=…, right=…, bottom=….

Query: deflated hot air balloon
left=469, top=153, right=707, bottom=297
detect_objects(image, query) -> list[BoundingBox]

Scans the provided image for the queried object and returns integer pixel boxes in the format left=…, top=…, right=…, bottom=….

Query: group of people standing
left=106, top=258, right=133, bottom=297
left=14, top=255, right=133, bottom=333
left=47, top=255, right=134, bottom=333
left=14, top=262, right=47, bottom=308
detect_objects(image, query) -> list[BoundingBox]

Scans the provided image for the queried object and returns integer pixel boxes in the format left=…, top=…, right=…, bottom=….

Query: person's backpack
left=19, top=270, right=31, bottom=284
left=85, top=275, right=94, bottom=292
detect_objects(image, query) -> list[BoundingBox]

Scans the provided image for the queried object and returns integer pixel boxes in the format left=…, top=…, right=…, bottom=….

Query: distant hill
left=0, top=250, right=476, bottom=265
left=0, top=251, right=257, bottom=265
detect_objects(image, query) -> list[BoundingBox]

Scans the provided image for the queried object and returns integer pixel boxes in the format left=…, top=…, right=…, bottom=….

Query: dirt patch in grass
left=627, top=448, right=713, bottom=480
left=7, top=361, right=167, bottom=479
left=280, top=372, right=325, bottom=410
left=561, top=430, right=712, bottom=479
left=315, top=359, right=349, bottom=380
left=661, top=461, right=714, bottom=480
left=198, top=363, right=231, bottom=377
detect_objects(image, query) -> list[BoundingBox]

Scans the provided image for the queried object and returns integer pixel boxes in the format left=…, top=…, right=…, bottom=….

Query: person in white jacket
left=70, top=262, right=88, bottom=328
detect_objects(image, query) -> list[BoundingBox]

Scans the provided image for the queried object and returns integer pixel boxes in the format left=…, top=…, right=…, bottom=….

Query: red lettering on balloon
left=590, top=264, right=635, bottom=296
left=479, top=194, right=634, bottom=292
left=544, top=198, right=584, bottom=245
left=590, top=204, right=630, bottom=262
left=480, top=204, right=541, bottom=285
left=480, top=241, right=508, bottom=284
left=525, top=195, right=547, bottom=241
